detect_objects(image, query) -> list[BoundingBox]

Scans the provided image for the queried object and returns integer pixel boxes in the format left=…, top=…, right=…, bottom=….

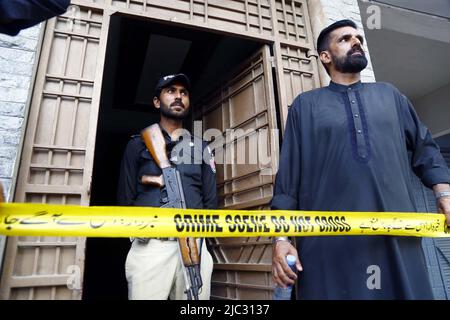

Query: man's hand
left=272, top=239, right=302, bottom=288
left=433, top=184, right=450, bottom=227
left=437, top=197, right=450, bottom=227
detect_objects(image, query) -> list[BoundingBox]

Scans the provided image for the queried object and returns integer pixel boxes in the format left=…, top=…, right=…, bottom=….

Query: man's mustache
left=171, top=101, right=185, bottom=108
left=348, top=47, right=365, bottom=56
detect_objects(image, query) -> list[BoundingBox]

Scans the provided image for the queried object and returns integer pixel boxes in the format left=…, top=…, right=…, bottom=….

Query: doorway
left=82, top=14, right=263, bottom=299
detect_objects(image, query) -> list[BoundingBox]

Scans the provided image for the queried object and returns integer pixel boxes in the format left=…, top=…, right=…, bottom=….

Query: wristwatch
left=435, top=191, right=450, bottom=199
left=273, top=236, right=292, bottom=244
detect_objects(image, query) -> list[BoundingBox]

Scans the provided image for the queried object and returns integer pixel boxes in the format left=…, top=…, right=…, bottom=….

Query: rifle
left=140, top=124, right=203, bottom=300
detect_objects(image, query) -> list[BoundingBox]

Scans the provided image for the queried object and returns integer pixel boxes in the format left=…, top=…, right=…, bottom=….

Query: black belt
left=133, top=237, right=177, bottom=244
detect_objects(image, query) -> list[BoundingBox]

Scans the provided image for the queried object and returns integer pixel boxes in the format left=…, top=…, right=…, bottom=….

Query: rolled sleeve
left=420, top=167, right=450, bottom=188
left=401, top=94, right=450, bottom=188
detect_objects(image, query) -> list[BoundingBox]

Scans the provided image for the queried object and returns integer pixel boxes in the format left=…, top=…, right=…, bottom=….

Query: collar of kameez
left=328, top=80, right=363, bottom=92
left=158, top=124, right=192, bottom=145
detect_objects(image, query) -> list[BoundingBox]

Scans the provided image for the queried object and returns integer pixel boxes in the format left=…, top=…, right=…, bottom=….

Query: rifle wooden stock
left=141, top=124, right=171, bottom=169
left=179, top=237, right=201, bottom=266
left=141, top=174, right=164, bottom=187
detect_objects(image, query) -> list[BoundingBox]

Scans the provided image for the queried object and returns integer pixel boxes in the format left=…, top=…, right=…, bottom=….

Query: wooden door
left=194, top=45, right=279, bottom=299
left=0, top=6, right=110, bottom=300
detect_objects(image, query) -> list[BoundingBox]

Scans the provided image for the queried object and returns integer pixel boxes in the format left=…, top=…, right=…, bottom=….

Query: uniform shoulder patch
left=207, top=146, right=216, bottom=174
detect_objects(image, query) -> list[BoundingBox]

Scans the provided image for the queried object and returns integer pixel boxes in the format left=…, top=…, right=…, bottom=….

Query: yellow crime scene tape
left=0, top=203, right=449, bottom=238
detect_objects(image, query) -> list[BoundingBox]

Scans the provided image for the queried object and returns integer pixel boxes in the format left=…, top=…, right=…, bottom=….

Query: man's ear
left=153, top=97, right=160, bottom=109
left=319, top=50, right=331, bottom=66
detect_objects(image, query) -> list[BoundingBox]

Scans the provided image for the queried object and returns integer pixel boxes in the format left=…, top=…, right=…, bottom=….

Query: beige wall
left=0, top=24, right=42, bottom=275
left=414, top=83, right=450, bottom=137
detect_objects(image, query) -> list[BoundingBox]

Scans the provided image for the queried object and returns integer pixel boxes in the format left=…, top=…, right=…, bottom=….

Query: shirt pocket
left=138, top=149, right=162, bottom=178
left=178, top=163, right=202, bottom=184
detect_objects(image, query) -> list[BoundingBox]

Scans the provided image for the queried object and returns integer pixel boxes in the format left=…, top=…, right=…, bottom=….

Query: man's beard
left=160, top=100, right=189, bottom=120
left=332, top=47, right=368, bottom=73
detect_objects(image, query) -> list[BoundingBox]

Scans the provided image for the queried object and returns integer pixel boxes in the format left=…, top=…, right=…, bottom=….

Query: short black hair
left=317, top=19, right=357, bottom=53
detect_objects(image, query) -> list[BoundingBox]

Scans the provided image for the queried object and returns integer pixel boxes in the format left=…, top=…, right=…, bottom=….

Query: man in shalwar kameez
left=271, top=19, right=450, bottom=300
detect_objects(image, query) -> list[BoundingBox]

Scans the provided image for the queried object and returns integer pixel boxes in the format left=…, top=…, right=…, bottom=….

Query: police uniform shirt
left=117, top=127, right=217, bottom=210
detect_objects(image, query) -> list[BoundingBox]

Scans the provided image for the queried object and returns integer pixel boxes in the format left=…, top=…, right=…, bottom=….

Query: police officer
left=117, top=74, right=217, bottom=300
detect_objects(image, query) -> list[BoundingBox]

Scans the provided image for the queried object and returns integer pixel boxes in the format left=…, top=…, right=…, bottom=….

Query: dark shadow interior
left=83, top=14, right=262, bottom=300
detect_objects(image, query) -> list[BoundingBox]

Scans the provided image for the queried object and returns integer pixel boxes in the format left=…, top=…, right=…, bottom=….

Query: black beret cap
left=154, top=73, right=191, bottom=98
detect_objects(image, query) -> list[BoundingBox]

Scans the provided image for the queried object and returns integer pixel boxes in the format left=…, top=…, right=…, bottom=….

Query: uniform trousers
left=125, top=238, right=213, bottom=300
